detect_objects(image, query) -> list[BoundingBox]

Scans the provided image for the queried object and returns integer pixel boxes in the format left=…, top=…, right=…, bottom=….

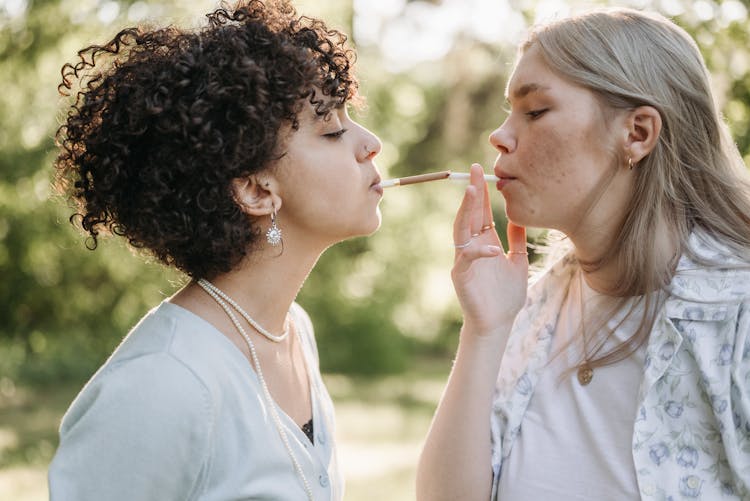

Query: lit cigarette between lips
left=378, top=170, right=500, bottom=188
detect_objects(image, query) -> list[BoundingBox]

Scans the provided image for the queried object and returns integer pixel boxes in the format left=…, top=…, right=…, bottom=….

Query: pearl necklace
left=196, top=279, right=314, bottom=500
left=197, top=278, right=289, bottom=342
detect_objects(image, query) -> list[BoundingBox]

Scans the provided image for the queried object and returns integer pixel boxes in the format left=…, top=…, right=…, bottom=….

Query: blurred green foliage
left=1, top=0, right=748, bottom=384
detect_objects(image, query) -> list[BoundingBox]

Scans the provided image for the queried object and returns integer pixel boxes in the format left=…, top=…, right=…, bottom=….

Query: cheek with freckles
left=514, top=132, right=595, bottom=227
left=525, top=133, right=574, bottom=190
left=540, top=124, right=600, bottom=193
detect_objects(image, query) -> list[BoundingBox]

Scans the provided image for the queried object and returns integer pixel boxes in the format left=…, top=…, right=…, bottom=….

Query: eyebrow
left=506, top=83, right=550, bottom=102
left=312, top=100, right=346, bottom=119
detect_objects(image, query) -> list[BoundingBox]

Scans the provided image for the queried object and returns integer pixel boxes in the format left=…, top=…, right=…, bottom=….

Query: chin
left=338, top=211, right=382, bottom=241
left=504, top=203, right=521, bottom=225
left=361, top=211, right=382, bottom=236
left=505, top=204, right=535, bottom=229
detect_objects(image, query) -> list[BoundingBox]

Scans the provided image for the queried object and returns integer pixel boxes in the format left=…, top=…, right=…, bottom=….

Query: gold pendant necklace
left=578, top=270, right=594, bottom=386
left=577, top=363, right=593, bottom=385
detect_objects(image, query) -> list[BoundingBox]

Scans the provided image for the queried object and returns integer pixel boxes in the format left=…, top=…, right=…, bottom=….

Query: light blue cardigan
left=49, top=301, right=342, bottom=500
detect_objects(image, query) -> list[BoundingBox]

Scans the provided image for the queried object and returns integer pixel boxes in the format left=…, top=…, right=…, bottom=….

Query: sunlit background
left=1, top=0, right=748, bottom=499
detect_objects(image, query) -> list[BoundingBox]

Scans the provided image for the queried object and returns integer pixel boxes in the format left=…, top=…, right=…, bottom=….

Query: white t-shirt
left=49, top=301, right=342, bottom=501
left=497, top=274, right=648, bottom=500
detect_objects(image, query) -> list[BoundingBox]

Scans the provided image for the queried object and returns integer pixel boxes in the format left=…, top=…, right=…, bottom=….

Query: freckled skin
left=490, top=46, right=625, bottom=234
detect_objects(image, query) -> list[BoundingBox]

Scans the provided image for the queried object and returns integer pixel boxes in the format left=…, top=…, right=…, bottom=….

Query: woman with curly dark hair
left=48, top=1, right=382, bottom=499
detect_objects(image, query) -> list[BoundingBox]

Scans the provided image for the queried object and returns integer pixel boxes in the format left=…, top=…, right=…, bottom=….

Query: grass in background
left=0, top=379, right=78, bottom=501
left=0, top=362, right=449, bottom=500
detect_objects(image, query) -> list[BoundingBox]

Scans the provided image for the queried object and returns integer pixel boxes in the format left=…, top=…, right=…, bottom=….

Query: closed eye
left=324, top=128, right=347, bottom=139
left=526, top=109, right=548, bottom=120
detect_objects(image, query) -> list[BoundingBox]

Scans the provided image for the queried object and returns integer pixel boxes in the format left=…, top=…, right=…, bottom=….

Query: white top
left=497, top=273, right=647, bottom=499
left=48, top=301, right=342, bottom=501
left=491, top=234, right=750, bottom=500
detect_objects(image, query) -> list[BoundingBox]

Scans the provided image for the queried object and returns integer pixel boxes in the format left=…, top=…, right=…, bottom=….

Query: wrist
left=454, top=322, right=511, bottom=377
left=458, top=321, right=513, bottom=356
left=460, top=317, right=515, bottom=339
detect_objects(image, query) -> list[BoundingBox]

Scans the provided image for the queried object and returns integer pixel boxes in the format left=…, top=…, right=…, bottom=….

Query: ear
left=231, top=175, right=282, bottom=216
left=623, top=106, right=662, bottom=164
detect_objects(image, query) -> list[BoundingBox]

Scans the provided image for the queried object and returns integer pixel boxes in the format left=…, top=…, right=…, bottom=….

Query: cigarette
left=379, top=170, right=500, bottom=188
left=447, top=173, right=500, bottom=183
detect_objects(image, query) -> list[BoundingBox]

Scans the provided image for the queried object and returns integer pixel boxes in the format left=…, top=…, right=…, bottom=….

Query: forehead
left=297, top=95, right=345, bottom=123
left=505, top=46, right=615, bottom=126
left=506, top=45, right=574, bottom=101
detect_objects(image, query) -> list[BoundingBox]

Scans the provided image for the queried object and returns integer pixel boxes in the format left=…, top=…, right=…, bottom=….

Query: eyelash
left=526, top=109, right=548, bottom=120
left=324, top=128, right=347, bottom=139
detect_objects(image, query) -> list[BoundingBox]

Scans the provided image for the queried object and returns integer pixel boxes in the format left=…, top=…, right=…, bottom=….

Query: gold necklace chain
left=577, top=270, right=594, bottom=386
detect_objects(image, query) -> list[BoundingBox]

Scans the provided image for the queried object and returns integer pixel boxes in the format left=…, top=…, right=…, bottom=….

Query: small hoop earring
left=628, top=157, right=634, bottom=170
left=266, top=208, right=282, bottom=246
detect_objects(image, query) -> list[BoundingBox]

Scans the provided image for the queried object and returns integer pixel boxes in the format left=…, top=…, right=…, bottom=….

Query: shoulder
left=60, top=343, right=213, bottom=438
left=670, top=231, right=750, bottom=303
left=50, top=304, right=227, bottom=498
left=60, top=302, right=244, bottom=433
left=51, top=333, right=216, bottom=499
left=683, top=230, right=750, bottom=266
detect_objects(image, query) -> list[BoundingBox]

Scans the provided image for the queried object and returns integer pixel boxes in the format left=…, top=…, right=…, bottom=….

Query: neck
left=558, top=167, right=630, bottom=292
left=568, top=215, right=678, bottom=295
left=208, top=240, right=323, bottom=334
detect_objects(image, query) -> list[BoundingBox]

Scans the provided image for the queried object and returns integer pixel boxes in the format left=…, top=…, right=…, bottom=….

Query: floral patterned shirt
left=490, top=232, right=750, bottom=500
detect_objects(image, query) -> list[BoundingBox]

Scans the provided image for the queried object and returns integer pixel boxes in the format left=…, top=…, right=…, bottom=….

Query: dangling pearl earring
left=266, top=208, right=282, bottom=246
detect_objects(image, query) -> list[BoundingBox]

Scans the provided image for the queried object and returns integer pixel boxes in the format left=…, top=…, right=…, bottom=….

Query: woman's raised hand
left=451, top=163, right=529, bottom=336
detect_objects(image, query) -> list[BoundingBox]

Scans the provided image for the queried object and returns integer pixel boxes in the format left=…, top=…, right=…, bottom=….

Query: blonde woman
left=418, top=8, right=750, bottom=500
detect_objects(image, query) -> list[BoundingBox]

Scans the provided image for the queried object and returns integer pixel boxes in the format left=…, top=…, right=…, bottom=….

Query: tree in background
left=0, top=0, right=748, bottom=384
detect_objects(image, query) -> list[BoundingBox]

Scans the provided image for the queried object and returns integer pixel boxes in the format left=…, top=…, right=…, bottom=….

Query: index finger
left=453, top=183, right=478, bottom=246
left=468, top=164, right=486, bottom=235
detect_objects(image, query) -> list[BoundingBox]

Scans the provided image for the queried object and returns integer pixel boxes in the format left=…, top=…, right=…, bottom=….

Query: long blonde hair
left=524, top=8, right=750, bottom=369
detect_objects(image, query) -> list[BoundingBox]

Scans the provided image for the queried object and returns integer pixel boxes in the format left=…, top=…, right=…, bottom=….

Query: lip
left=493, top=167, right=517, bottom=190
left=496, top=179, right=515, bottom=190
left=370, top=176, right=383, bottom=196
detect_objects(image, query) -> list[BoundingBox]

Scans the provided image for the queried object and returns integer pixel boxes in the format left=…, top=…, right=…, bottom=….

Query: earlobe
left=231, top=175, right=282, bottom=216
left=625, top=106, right=662, bottom=164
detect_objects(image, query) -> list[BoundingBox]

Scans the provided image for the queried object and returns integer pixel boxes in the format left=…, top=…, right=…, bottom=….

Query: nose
left=489, top=123, right=516, bottom=154
left=359, top=127, right=382, bottom=162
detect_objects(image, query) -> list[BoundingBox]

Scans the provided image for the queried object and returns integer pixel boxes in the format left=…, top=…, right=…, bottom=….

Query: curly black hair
left=54, top=0, right=358, bottom=279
